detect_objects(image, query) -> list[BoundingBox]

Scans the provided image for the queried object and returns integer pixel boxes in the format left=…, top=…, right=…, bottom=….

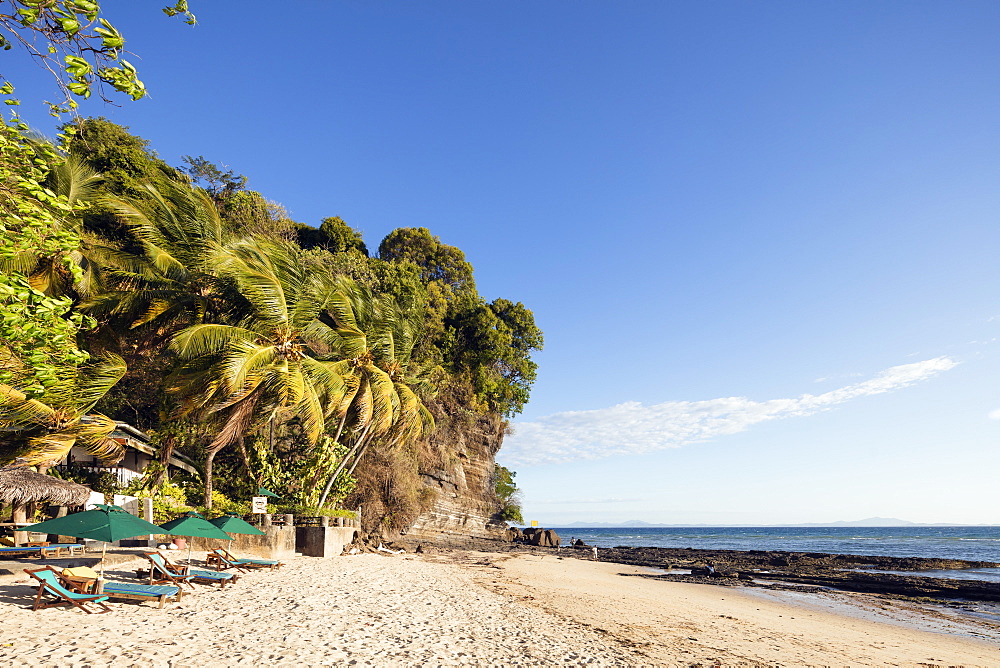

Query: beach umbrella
left=159, top=512, right=232, bottom=565
left=209, top=513, right=265, bottom=536
left=24, top=504, right=175, bottom=577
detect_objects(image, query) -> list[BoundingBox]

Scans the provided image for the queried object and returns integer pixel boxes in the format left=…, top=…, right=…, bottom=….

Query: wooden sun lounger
left=1, top=544, right=85, bottom=558
left=41, top=543, right=86, bottom=557
left=142, top=551, right=238, bottom=588
left=25, top=566, right=112, bottom=614
left=0, top=546, right=43, bottom=558
left=101, top=581, right=183, bottom=609
left=207, top=548, right=283, bottom=572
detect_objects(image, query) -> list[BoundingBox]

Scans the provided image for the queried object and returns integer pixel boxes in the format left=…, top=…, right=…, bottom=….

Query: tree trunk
left=151, top=433, right=177, bottom=488
left=317, top=423, right=371, bottom=509
left=12, top=504, right=27, bottom=546
left=346, top=440, right=373, bottom=477
left=236, top=435, right=257, bottom=484
left=204, top=449, right=218, bottom=510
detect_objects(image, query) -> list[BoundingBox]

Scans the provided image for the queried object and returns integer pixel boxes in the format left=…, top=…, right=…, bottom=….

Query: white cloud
left=987, top=408, right=1000, bottom=421
left=501, top=357, right=958, bottom=467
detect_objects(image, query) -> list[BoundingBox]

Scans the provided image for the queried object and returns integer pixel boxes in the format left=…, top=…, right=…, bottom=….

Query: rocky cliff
left=402, top=410, right=507, bottom=542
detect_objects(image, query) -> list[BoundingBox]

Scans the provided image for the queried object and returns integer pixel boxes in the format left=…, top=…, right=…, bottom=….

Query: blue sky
left=7, top=1, right=1000, bottom=524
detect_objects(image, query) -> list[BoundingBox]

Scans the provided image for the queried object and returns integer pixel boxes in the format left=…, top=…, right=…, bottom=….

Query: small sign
left=251, top=496, right=268, bottom=514
left=531, top=520, right=538, bottom=527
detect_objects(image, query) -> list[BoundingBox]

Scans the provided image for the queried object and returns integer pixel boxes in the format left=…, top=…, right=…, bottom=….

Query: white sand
left=1, top=549, right=998, bottom=666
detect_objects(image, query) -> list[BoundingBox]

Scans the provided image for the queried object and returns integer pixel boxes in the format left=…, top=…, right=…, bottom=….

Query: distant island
left=550, top=517, right=988, bottom=528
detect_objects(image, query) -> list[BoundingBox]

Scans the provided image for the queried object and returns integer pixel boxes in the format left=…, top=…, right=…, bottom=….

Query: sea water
left=550, top=526, right=1000, bottom=563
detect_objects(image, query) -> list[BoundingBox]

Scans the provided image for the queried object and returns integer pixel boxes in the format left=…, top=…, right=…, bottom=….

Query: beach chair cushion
left=187, top=568, right=235, bottom=582
left=102, top=581, right=180, bottom=597
left=234, top=557, right=279, bottom=566
left=102, top=581, right=182, bottom=609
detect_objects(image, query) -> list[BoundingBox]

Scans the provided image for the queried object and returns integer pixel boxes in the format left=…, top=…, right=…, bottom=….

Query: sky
left=6, top=1, right=1000, bottom=525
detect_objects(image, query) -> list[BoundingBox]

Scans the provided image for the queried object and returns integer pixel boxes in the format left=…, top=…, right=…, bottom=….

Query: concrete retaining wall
left=295, top=526, right=358, bottom=558
left=190, top=525, right=296, bottom=560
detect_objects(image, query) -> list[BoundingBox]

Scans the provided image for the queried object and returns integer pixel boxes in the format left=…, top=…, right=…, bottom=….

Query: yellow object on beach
left=61, top=566, right=98, bottom=579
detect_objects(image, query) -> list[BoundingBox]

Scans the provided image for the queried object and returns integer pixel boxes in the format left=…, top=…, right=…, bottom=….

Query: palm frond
left=20, top=432, right=78, bottom=467
left=170, top=324, right=260, bottom=359
left=0, top=384, right=56, bottom=430
left=72, top=354, right=127, bottom=414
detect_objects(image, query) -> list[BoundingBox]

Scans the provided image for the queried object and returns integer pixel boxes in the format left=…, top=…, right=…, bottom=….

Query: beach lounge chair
left=101, top=581, right=183, bottom=609
left=44, top=543, right=85, bottom=557
left=25, top=566, right=112, bottom=614
left=0, top=546, right=43, bottom=558
left=207, top=548, right=283, bottom=572
left=142, top=551, right=238, bottom=588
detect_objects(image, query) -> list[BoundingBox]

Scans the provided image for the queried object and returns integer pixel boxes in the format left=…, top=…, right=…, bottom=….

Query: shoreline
left=408, top=534, right=1000, bottom=604
left=2, top=547, right=999, bottom=665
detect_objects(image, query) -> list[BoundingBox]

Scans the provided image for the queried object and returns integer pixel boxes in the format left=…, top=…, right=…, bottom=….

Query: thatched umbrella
left=0, top=466, right=93, bottom=507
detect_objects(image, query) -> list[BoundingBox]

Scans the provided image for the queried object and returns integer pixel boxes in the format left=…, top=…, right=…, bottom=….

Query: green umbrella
left=209, top=513, right=265, bottom=536
left=159, top=512, right=232, bottom=565
left=258, top=487, right=281, bottom=499
left=24, top=504, right=175, bottom=577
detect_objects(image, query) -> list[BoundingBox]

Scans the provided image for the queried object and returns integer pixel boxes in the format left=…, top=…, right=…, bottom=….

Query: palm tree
left=315, top=284, right=434, bottom=508
left=167, top=238, right=347, bottom=508
left=84, top=180, right=248, bottom=333
left=0, top=354, right=126, bottom=466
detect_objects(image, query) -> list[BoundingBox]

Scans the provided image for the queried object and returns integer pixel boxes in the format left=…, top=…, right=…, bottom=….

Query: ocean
left=550, top=526, right=1000, bottom=563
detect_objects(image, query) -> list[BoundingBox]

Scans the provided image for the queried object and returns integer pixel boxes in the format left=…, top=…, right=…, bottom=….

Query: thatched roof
left=0, top=466, right=92, bottom=506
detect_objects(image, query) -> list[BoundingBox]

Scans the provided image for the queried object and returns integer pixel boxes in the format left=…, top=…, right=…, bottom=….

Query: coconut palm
left=166, top=238, right=348, bottom=508
left=0, top=354, right=126, bottom=466
left=315, top=284, right=434, bottom=508
left=84, top=180, right=249, bottom=333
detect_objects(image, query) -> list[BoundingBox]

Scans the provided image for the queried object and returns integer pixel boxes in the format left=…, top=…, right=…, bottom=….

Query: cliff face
left=402, top=410, right=507, bottom=542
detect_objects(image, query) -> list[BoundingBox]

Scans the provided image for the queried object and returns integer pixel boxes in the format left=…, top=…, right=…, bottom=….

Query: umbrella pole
left=99, top=542, right=107, bottom=578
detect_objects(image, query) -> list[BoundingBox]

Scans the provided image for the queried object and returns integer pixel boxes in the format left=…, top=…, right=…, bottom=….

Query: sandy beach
left=2, top=549, right=999, bottom=667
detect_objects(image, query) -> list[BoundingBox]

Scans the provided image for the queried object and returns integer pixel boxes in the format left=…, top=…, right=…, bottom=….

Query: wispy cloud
left=502, top=357, right=957, bottom=467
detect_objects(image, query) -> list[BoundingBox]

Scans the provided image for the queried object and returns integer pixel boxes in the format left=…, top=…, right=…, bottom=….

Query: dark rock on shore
left=574, top=545, right=1000, bottom=602
left=409, top=534, right=1000, bottom=603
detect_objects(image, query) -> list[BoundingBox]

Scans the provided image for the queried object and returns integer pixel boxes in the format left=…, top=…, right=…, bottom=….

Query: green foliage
left=205, top=490, right=249, bottom=517
left=493, top=464, right=523, bottom=524
left=2, top=110, right=543, bottom=531
left=62, top=117, right=185, bottom=240
left=0, top=1, right=194, bottom=115
left=317, top=216, right=368, bottom=255
left=55, top=464, right=123, bottom=496
left=180, top=155, right=246, bottom=199
left=274, top=505, right=357, bottom=519
left=0, top=119, right=92, bottom=395
left=449, top=298, right=542, bottom=417
left=378, top=227, right=474, bottom=293
left=121, top=478, right=194, bottom=523
left=251, top=432, right=356, bottom=510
